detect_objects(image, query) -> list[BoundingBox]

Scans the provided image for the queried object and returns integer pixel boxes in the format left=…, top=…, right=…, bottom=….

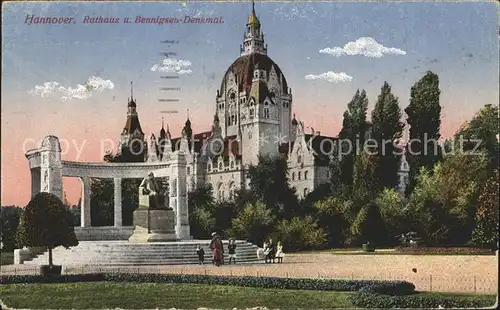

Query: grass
left=0, top=282, right=496, bottom=309
left=0, top=251, right=14, bottom=265
left=0, top=282, right=354, bottom=309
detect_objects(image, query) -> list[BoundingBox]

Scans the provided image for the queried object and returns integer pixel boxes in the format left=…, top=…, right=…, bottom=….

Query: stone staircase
left=23, top=240, right=262, bottom=265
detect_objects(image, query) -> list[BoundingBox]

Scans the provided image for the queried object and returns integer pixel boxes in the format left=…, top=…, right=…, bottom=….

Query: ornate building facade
left=118, top=3, right=410, bottom=200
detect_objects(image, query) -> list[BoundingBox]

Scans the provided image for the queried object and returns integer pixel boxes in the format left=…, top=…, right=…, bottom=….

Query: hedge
left=349, top=287, right=497, bottom=308
left=0, top=273, right=414, bottom=295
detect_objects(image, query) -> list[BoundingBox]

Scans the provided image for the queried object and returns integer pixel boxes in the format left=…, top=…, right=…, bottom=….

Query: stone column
left=114, top=178, right=122, bottom=227
left=169, top=151, right=190, bottom=240
left=79, top=177, right=91, bottom=227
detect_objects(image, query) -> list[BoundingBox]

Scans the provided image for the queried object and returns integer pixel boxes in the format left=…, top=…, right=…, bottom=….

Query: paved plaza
left=2, top=253, right=497, bottom=294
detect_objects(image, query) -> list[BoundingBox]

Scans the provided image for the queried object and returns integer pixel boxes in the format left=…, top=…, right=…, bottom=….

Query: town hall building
left=117, top=3, right=410, bottom=200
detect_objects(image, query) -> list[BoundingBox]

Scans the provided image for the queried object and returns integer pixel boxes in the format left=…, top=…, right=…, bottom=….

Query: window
left=250, top=109, right=254, bottom=117
left=230, top=161, right=234, bottom=169
left=187, top=167, right=191, bottom=175
left=304, top=188, right=308, bottom=196
left=298, top=171, right=302, bottom=180
left=292, top=172, right=295, bottom=180
left=219, top=162, right=223, bottom=170
left=304, top=171, right=308, bottom=180
left=297, top=155, right=302, bottom=164
left=208, top=162, right=212, bottom=171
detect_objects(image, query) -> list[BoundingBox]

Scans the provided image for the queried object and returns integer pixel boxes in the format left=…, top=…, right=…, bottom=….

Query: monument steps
left=23, top=241, right=263, bottom=265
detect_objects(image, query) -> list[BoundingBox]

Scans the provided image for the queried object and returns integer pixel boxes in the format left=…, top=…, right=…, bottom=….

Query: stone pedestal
left=128, top=209, right=177, bottom=242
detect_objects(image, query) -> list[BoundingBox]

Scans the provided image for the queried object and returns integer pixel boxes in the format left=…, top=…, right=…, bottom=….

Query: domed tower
left=215, top=1, right=293, bottom=166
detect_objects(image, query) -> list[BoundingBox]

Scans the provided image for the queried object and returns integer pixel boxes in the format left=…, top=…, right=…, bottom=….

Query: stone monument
left=129, top=172, right=177, bottom=242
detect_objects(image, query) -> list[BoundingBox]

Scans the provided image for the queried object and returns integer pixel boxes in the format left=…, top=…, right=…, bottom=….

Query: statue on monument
left=139, top=172, right=171, bottom=210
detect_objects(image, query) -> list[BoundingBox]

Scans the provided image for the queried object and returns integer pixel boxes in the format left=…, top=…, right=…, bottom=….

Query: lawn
left=0, top=282, right=353, bottom=309
left=0, top=282, right=496, bottom=309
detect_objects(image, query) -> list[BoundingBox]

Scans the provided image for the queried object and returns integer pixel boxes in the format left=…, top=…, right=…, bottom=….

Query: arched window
left=304, top=171, right=308, bottom=180
left=292, top=172, right=295, bottom=180
left=208, top=162, right=212, bottom=171
left=264, top=107, right=270, bottom=118
left=187, top=167, right=191, bottom=175
left=218, top=162, right=223, bottom=170
left=304, top=188, right=308, bottom=197
left=298, top=171, right=302, bottom=180
left=250, top=108, right=254, bottom=117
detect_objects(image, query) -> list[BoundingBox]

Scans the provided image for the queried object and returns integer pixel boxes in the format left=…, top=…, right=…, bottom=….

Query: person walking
left=228, top=238, right=237, bottom=264
left=209, top=232, right=224, bottom=267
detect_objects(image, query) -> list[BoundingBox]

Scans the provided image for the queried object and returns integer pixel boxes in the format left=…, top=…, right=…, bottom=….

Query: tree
left=371, top=82, right=404, bottom=190
left=313, top=197, right=352, bottom=247
left=0, top=206, right=23, bottom=251
left=405, top=71, right=442, bottom=194
left=247, top=155, right=299, bottom=218
left=375, top=189, right=409, bottom=245
left=229, top=202, right=275, bottom=246
left=470, top=170, right=499, bottom=249
left=352, top=152, right=378, bottom=207
left=275, top=216, right=327, bottom=252
left=455, top=104, right=499, bottom=174
left=408, top=152, right=489, bottom=245
left=338, top=89, right=370, bottom=189
left=350, top=202, right=387, bottom=246
left=16, top=192, right=78, bottom=267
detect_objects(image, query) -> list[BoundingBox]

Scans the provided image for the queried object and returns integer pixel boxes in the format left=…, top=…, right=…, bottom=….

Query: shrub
left=228, top=201, right=275, bottom=246
left=275, top=216, right=327, bottom=252
left=0, top=273, right=415, bottom=296
left=350, top=288, right=496, bottom=308
left=351, top=202, right=387, bottom=246
left=313, top=197, right=352, bottom=247
left=375, top=189, right=409, bottom=245
left=0, top=206, right=23, bottom=251
left=16, top=192, right=78, bottom=267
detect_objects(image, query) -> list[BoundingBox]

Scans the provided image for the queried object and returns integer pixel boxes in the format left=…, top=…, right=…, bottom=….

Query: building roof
left=123, top=114, right=143, bottom=135
left=279, top=134, right=339, bottom=166
left=219, top=53, right=289, bottom=95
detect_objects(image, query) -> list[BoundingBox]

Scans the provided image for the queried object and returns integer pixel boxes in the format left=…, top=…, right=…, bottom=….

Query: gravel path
left=2, top=253, right=497, bottom=294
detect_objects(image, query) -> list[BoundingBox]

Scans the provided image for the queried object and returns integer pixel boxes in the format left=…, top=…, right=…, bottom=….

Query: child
left=275, top=241, right=285, bottom=263
left=196, top=245, right=205, bottom=265
left=228, top=238, right=237, bottom=264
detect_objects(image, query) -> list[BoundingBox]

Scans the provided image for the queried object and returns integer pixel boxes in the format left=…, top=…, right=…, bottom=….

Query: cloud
left=320, top=37, right=406, bottom=58
left=29, top=76, right=114, bottom=101
left=151, top=58, right=193, bottom=75
left=304, top=71, right=353, bottom=83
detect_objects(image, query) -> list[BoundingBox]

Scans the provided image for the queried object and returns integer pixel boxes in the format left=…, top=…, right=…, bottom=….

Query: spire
left=160, top=116, right=166, bottom=138
left=241, top=0, right=266, bottom=56
left=128, top=81, right=136, bottom=108
left=248, top=1, right=259, bottom=25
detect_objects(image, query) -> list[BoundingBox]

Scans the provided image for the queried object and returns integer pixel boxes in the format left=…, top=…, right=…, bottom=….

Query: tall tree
left=338, top=89, right=369, bottom=189
left=247, top=155, right=299, bottom=219
left=454, top=104, right=499, bottom=174
left=405, top=71, right=442, bottom=194
left=371, top=82, right=404, bottom=190
left=352, top=152, right=378, bottom=207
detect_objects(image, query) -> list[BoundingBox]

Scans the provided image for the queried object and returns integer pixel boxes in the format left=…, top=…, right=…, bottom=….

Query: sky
left=1, top=1, right=499, bottom=207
